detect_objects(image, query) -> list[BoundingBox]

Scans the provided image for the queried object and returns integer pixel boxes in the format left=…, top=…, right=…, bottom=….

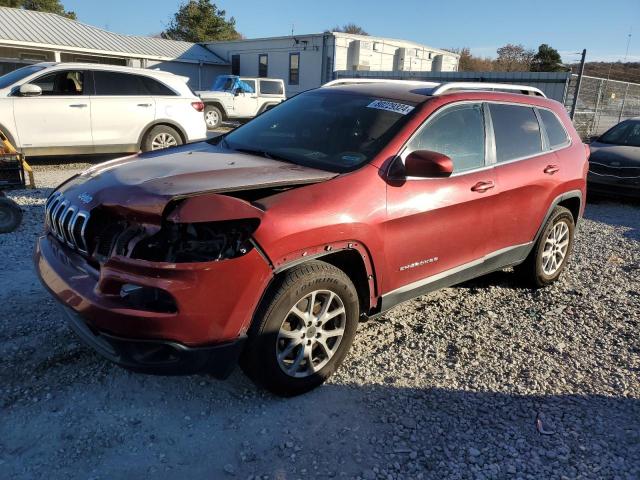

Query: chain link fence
left=565, top=75, right=640, bottom=138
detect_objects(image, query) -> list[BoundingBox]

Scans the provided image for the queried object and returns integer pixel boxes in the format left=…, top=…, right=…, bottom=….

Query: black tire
left=204, top=105, right=223, bottom=129
left=240, top=260, right=359, bottom=396
left=515, top=206, right=575, bottom=288
left=141, top=125, right=183, bottom=152
left=0, top=197, right=22, bottom=233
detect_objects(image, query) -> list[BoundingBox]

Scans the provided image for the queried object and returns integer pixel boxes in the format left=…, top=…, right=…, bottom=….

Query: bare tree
left=330, top=23, right=369, bottom=35
left=495, top=44, right=535, bottom=71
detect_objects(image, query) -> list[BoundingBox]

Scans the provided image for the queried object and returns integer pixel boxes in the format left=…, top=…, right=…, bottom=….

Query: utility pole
left=624, top=27, right=632, bottom=61
left=570, top=49, right=586, bottom=120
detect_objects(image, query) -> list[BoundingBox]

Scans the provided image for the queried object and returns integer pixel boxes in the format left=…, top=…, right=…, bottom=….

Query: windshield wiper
left=232, top=147, right=289, bottom=162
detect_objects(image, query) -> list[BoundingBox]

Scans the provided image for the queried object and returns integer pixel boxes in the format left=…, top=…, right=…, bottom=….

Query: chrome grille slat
left=44, top=192, right=90, bottom=254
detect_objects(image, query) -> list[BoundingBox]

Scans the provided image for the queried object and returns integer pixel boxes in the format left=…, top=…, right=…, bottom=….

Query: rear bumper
left=61, top=305, right=245, bottom=377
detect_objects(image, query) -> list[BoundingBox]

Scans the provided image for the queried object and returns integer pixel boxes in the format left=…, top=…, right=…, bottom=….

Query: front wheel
left=515, top=206, right=575, bottom=287
left=241, top=261, right=359, bottom=396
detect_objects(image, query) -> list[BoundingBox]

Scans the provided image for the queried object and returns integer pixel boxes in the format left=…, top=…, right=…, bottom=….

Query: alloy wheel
left=542, top=220, right=570, bottom=275
left=150, top=133, right=178, bottom=150
left=276, top=290, right=346, bottom=378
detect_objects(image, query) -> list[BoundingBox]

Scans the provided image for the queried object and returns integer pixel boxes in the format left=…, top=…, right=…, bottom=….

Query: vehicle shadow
left=3, top=366, right=638, bottom=479
left=455, top=268, right=529, bottom=291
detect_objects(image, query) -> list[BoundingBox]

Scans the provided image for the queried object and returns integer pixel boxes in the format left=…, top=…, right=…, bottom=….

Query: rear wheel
left=241, top=261, right=359, bottom=396
left=204, top=105, right=223, bottom=129
left=0, top=197, right=22, bottom=233
left=142, top=125, right=183, bottom=152
left=516, top=206, right=575, bottom=287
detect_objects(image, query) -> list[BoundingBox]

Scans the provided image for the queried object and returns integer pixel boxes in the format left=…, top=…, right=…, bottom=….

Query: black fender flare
left=533, top=190, right=583, bottom=244
left=203, top=101, right=228, bottom=119
left=256, top=102, right=281, bottom=115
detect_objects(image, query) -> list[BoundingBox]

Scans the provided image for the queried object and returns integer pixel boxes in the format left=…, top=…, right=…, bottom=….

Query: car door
left=487, top=103, right=566, bottom=253
left=384, top=102, right=497, bottom=294
left=12, top=69, right=92, bottom=150
left=232, top=79, right=259, bottom=117
left=89, top=70, right=155, bottom=150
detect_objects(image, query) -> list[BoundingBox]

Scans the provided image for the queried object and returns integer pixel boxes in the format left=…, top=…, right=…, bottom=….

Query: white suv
left=196, top=75, right=286, bottom=129
left=0, top=63, right=207, bottom=156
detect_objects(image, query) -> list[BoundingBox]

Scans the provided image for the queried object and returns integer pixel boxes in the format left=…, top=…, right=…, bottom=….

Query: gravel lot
left=1, top=159, right=638, bottom=480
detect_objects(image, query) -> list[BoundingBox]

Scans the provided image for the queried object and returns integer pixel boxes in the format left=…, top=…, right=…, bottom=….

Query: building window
left=231, top=54, right=240, bottom=75
left=289, top=53, right=300, bottom=85
left=258, top=54, right=268, bottom=78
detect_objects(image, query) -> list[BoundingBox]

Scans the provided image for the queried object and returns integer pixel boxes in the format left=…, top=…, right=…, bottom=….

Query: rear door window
left=259, top=80, right=283, bottom=95
left=489, top=104, right=543, bottom=162
left=407, top=103, right=486, bottom=173
left=93, top=71, right=147, bottom=96
left=538, top=108, right=569, bottom=148
left=142, top=77, right=176, bottom=96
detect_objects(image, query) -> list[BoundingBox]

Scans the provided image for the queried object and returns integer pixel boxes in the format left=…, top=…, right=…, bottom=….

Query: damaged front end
left=87, top=192, right=267, bottom=266
left=92, top=216, right=260, bottom=264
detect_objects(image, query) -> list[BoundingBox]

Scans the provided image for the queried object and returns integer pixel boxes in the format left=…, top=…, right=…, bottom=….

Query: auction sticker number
left=367, top=100, right=415, bottom=115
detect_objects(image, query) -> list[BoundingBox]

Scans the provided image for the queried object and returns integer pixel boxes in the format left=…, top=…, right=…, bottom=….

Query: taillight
left=191, top=101, right=204, bottom=112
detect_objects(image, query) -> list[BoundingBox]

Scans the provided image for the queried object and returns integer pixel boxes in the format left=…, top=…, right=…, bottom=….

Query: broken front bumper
left=34, top=233, right=273, bottom=374
left=61, top=305, right=245, bottom=377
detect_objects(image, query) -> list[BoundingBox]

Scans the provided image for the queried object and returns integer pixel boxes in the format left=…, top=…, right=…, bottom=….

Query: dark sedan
left=588, top=118, right=640, bottom=198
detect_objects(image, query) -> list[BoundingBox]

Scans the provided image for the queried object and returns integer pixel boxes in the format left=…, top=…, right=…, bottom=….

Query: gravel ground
left=1, top=160, right=638, bottom=480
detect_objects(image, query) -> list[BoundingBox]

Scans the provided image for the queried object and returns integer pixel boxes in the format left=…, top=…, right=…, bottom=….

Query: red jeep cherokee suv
left=35, top=80, right=588, bottom=395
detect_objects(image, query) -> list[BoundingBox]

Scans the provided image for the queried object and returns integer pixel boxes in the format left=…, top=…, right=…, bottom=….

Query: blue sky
left=63, top=0, right=639, bottom=62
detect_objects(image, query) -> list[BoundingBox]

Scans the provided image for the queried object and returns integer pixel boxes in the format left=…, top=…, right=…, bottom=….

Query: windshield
left=221, top=90, right=417, bottom=173
left=0, top=65, right=46, bottom=89
left=598, top=120, right=640, bottom=147
left=210, top=75, right=255, bottom=93
left=211, top=75, right=235, bottom=91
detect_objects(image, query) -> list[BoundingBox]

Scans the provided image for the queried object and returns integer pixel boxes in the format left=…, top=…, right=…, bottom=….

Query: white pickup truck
left=196, top=75, right=286, bottom=129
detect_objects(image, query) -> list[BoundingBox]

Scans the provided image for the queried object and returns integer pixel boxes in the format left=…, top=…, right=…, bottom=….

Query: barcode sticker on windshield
left=367, top=100, right=414, bottom=115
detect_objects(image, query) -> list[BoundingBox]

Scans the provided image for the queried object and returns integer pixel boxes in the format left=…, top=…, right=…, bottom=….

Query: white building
left=0, top=8, right=459, bottom=97
left=205, top=32, right=459, bottom=96
left=0, top=7, right=229, bottom=90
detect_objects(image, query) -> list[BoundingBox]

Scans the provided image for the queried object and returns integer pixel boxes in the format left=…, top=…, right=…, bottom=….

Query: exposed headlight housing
left=130, top=219, right=260, bottom=263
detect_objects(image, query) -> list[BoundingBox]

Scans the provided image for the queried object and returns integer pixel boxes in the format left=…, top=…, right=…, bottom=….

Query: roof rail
left=323, top=78, right=440, bottom=88
left=323, top=78, right=546, bottom=98
left=430, top=82, right=546, bottom=97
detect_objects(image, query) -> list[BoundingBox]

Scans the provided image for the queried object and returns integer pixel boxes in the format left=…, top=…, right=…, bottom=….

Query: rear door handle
left=471, top=181, right=495, bottom=193
left=544, top=164, right=560, bottom=175
left=69, top=104, right=87, bottom=108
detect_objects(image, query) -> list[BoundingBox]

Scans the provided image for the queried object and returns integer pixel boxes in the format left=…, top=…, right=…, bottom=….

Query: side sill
left=378, top=242, right=532, bottom=314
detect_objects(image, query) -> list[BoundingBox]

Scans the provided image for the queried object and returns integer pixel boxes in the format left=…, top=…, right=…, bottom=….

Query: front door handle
left=137, top=103, right=152, bottom=107
left=69, top=104, right=87, bottom=108
left=544, top=164, right=560, bottom=175
left=471, top=181, right=495, bottom=193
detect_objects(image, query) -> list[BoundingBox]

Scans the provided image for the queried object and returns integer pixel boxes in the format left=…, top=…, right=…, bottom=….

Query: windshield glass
left=0, top=65, right=46, bottom=89
left=221, top=90, right=417, bottom=173
left=211, top=75, right=236, bottom=91
left=598, top=120, right=640, bottom=147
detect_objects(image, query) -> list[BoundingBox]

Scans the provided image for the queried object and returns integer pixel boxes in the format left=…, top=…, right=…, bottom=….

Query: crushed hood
left=56, top=142, right=337, bottom=218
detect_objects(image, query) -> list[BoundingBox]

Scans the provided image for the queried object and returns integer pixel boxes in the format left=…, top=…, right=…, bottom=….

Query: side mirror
left=587, top=135, right=600, bottom=144
left=19, top=83, right=42, bottom=97
left=404, top=150, right=454, bottom=178
left=234, top=87, right=243, bottom=97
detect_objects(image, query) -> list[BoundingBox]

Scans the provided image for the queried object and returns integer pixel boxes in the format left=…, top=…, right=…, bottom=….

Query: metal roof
left=0, top=7, right=227, bottom=65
